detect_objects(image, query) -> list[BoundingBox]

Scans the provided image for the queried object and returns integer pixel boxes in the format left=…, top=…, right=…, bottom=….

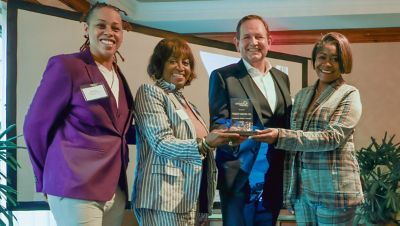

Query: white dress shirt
left=243, top=59, right=277, bottom=113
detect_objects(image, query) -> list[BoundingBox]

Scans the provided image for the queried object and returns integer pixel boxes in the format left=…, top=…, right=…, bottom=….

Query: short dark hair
left=80, top=2, right=128, bottom=62
left=147, top=38, right=196, bottom=86
left=235, top=15, right=271, bottom=40
left=311, top=32, right=353, bottom=74
left=81, top=2, right=127, bottom=24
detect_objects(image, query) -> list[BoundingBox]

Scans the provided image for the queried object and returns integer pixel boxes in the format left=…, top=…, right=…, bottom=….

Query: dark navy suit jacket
left=209, top=59, right=291, bottom=211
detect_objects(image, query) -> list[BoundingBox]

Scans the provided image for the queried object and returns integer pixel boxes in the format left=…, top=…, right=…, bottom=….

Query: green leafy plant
left=354, top=132, right=400, bottom=225
left=0, top=124, right=23, bottom=226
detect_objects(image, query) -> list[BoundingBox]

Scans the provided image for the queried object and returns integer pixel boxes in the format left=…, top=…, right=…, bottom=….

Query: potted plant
left=354, top=132, right=400, bottom=226
left=0, top=124, right=22, bottom=225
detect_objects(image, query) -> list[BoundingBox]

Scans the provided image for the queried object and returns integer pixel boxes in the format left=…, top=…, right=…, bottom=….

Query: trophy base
left=224, top=130, right=257, bottom=136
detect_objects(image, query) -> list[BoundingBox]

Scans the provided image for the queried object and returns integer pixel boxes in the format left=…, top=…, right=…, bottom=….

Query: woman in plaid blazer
left=132, top=38, right=243, bottom=226
left=251, top=32, right=363, bottom=225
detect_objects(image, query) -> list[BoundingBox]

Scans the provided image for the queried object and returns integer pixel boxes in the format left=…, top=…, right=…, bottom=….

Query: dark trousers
left=219, top=189, right=279, bottom=226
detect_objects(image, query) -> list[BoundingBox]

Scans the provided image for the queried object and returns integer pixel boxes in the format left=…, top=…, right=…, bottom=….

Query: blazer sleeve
left=276, top=89, right=362, bottom=152
left=134, top=84, right=202, bottom=163
left=23, top=56, right=72, bottom=191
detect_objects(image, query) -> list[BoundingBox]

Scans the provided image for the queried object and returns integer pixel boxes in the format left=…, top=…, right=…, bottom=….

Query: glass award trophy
left=225, top=98, right=257, bottom=136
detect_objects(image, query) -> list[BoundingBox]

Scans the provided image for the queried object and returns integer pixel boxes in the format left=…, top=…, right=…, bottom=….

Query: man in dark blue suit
left=209, top=15, right=292, bottom=226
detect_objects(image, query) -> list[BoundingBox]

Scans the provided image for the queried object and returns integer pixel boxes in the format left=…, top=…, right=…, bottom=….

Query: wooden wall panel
left=23, top=0, right=400, bottom=45
left=194, top=27, right=400, bottom=45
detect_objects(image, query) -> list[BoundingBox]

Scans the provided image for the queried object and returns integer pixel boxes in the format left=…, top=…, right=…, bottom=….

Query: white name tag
left=176, top=109, right=189, bottom=120
left=81, top=83, right=108, bottom=101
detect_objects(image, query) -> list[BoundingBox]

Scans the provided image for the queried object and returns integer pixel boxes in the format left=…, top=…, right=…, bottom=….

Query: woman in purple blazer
left=23, top=3, right=134, bottom=226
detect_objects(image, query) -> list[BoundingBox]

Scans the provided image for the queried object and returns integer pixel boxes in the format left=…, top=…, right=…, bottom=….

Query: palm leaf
left=0, top=125, right=16, bottom=140
left=0, top=124, right=23, bottom=225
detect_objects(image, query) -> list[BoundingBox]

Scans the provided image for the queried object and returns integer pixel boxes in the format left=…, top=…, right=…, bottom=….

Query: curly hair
left=147, top=38, right=196, bottom=86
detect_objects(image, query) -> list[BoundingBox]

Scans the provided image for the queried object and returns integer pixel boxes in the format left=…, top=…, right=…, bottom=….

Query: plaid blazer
left=132, top=80, right=217, bottom=214
left=276, top=78, right=364, bottom=208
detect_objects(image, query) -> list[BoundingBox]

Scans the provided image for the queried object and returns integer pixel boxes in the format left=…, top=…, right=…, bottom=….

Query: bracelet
left=202, top=138, right=214, bottom=150
left=196, top=138, right=207, bottom=159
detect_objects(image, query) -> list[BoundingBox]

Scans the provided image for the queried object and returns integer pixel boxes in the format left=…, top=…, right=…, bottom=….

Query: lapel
left=115, top=65, right=134, bottom=110
left=156, top=80, right=197, bottom=138
left=236, top=60, right=265, bottom=125
left=115, top=65, right=135, bottom=134
left=236, top=61, right=292, bottom=126
left=187, top=102, right=209, bottom=133
left=270, top=68, right=292, bottom=109
left=301, top=78, right=345, bottom=129
left=168, top=93, right=197, bottom=138
left=294, top=87, right=314, bottom=130
left=79, top=49, right=118, bottom=128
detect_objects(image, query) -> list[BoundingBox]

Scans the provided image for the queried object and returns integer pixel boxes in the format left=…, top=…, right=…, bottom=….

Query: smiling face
left=84, top=7, right=123, bottom=64
left=162, top=55, right=191, bottom=89
left=235, top=18, right=271, bottom=70
left=314, top=43, right=342, bottom=84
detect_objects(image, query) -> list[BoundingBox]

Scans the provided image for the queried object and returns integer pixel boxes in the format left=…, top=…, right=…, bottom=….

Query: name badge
left=176, top=109, right=189, bottom=120
left=81, top=83, right=108, bottom=101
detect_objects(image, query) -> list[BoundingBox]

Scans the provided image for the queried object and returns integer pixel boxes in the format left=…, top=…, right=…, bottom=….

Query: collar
left=156, top=79, right=189, bottom=109
left=156, top=79, right=184, bottom=96
left=242, top=58, right=272, bottom=78
left=95, top=61, right=114, bottom=73
left=80, top=48, right=119, bottom=69
left=313, top=76, right=345, bottom=92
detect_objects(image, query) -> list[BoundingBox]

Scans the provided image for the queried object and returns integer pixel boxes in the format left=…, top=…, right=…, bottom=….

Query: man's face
left=235, top=19, right=271, bottom=67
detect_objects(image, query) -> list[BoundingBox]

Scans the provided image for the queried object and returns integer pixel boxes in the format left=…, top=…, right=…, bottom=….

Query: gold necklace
left=316, top=84, right=326, bottom=95
left=110, top=67, right=115, bottom=89
left=313, top=86, right=323, bottom=103
left=315, top=87, right=321, bottom=96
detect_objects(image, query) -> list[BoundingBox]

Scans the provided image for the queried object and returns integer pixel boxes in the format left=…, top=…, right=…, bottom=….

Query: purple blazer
left=23, top=49, right=134, bottom=202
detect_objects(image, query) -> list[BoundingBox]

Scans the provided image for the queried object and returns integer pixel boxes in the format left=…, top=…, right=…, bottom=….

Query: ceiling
left=33, top=0, right=400, bottom=34
left=92, top=0, right=400, bottom=34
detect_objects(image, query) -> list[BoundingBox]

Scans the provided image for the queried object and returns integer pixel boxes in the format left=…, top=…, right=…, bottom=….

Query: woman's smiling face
left=84, top=7, right=123, bottom=63
left=314, top=43, right=342, bottom=84
left=162, top=55, right=191, bottom=89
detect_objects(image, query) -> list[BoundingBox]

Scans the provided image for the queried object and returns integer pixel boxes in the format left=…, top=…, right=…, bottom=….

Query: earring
left=84, top=34, right=88, bottom=39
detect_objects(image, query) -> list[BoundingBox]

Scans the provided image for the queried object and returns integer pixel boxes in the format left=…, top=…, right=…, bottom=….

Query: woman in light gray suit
left=252, top=32, right=363, bottom=225
left=132, top=38, right=243, bottom=226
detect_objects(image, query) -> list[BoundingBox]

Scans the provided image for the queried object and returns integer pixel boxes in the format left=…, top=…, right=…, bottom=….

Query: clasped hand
left=248, top=128, right=279, bottom=144
left=205, top=128, right=279, bottom=148
left=205, top=129, right=247, bottom=147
